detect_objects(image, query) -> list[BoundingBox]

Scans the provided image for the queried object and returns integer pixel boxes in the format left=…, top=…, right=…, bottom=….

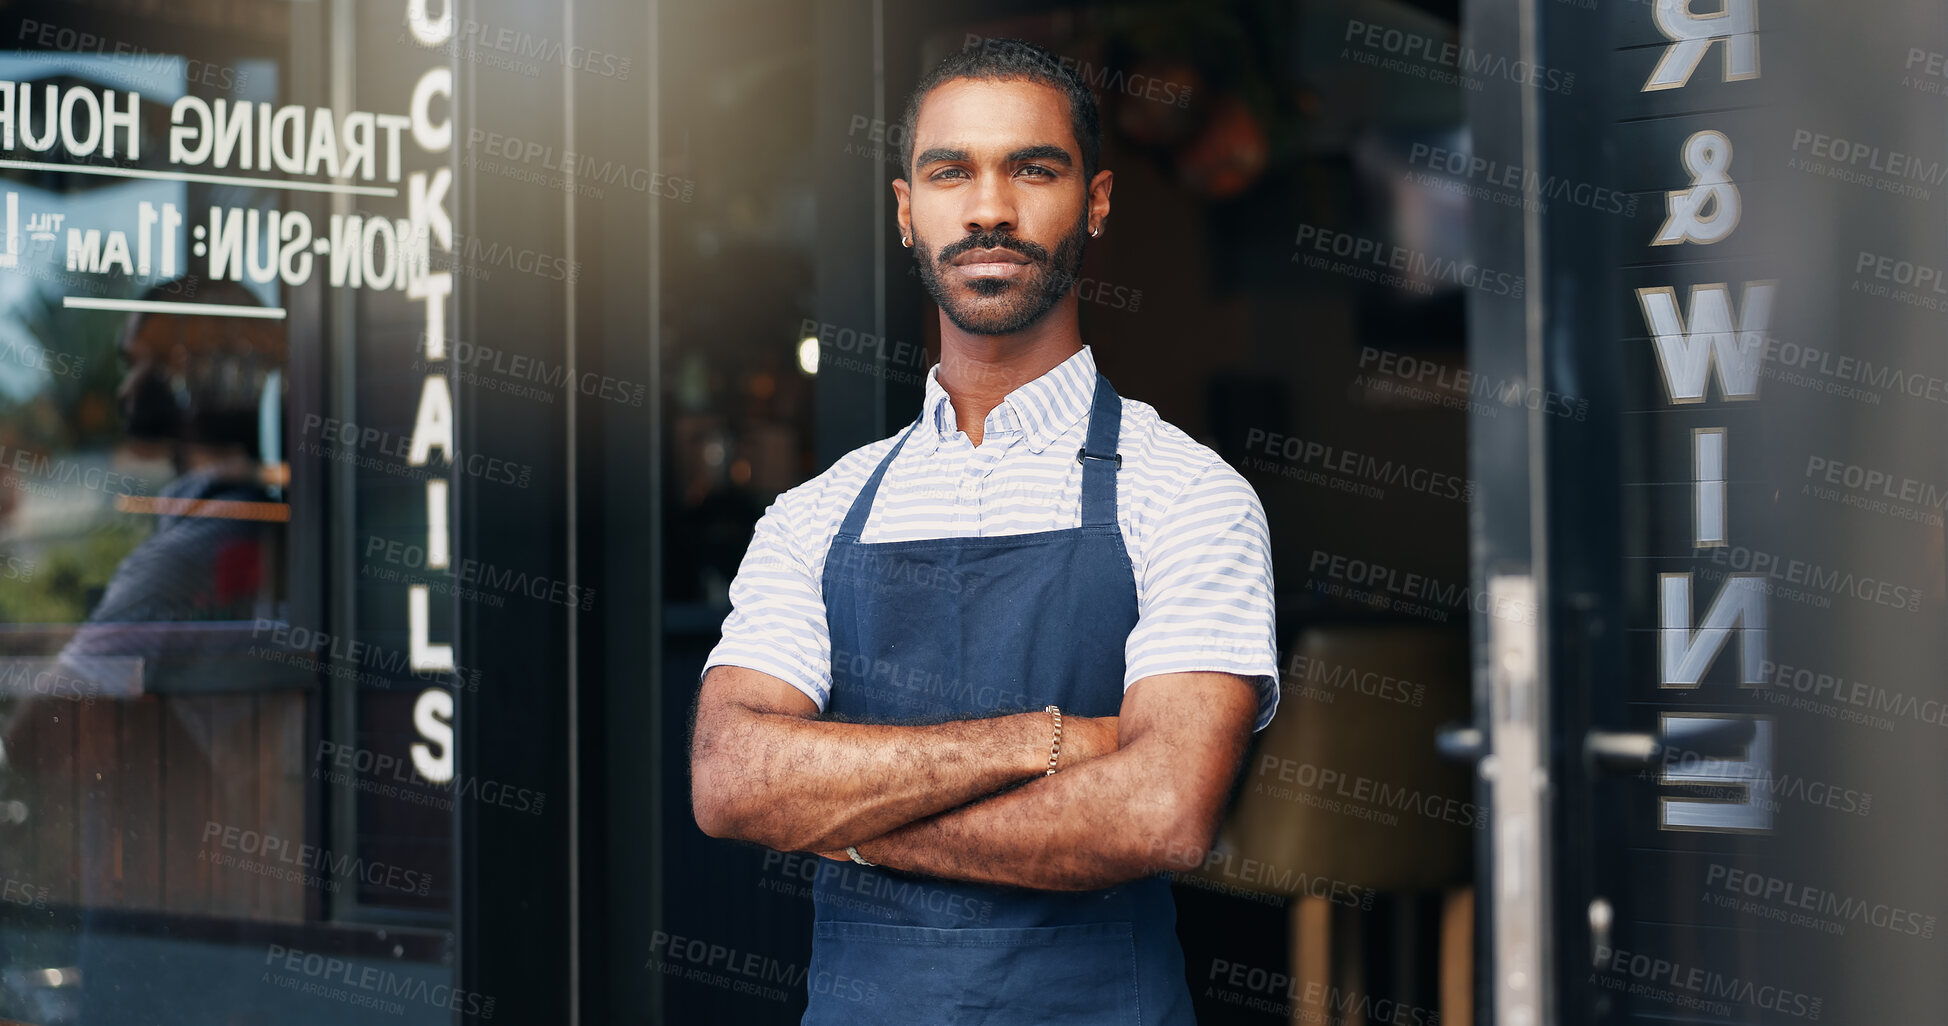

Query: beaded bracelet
left=1044, top=704, right=1063, bottom=776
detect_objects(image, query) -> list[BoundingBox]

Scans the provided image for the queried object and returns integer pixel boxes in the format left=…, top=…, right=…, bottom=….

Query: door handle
left=1584, top=717, right=1755, bottom=773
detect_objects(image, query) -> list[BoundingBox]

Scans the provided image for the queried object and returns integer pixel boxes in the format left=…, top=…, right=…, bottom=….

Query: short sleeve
left=702, top=486, right=834, bottom=710
left=1124, top=460, right=1280, bottom=731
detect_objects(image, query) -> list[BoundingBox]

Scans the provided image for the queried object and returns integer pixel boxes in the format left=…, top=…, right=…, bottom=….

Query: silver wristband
left=846, top=845, right=875, bottom=867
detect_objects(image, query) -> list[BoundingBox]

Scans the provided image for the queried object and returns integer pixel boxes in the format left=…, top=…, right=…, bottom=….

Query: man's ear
left=892, top=178, right=912, bottom=243
left=1087, top=170, right=1113, bottom=234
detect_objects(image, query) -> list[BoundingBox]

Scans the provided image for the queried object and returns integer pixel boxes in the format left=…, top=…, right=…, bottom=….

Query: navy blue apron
left=807, top=373, right=1195, bottom=1026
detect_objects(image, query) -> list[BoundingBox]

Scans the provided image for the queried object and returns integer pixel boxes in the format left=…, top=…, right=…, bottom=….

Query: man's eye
left=1017, top=165, right=1055, bottom=177
left=931, top=167, right=968, bottom=181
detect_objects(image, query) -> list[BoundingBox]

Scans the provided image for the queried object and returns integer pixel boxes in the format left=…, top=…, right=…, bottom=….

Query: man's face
left=117, top=319, right=182, bottom=440
left=898, top=78, right=1097, bottom=336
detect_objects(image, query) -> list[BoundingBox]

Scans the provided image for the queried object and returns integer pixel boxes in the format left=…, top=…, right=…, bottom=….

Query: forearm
left=854, top=744, right=1206, bottom=892
left=692, top=695, right=1051, bottom=852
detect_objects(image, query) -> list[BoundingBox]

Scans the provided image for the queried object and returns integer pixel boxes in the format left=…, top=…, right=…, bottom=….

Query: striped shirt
left=705, top=345, right=1280, bottom=730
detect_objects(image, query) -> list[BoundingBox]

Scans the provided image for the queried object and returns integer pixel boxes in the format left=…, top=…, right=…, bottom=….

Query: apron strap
left=836, top=414, right=927, bottom=540
left=1077, top=373, right=1123, bottom=528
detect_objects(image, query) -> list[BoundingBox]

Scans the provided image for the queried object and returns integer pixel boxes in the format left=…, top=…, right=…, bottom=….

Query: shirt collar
left=922, top=346, right=1098, bottom=454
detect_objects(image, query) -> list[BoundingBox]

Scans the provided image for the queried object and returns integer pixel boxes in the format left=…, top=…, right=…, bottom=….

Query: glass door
left=1467, top=2, right=1948, bottom=1023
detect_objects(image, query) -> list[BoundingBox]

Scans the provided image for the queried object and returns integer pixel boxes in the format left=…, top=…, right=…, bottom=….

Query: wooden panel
left=206, top=694, right=260, bottom=919
left=257, top=691, right=308, bottom=921
left=160, top=696, right=214, bottom=914
left=57, top=691, right=312, bottom=918
left=76, top=699, right=121, bottom=907
left=119, top=695, right=163, bottom=910
left=28, top=698, right=77, bottom=907
left=0, top=700, right=41, bottom=897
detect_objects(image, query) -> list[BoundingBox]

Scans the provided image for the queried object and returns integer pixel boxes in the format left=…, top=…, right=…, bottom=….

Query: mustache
left=933, top=230, right=1050, bottom=266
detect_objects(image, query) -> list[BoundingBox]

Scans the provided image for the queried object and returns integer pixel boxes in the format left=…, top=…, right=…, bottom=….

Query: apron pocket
left=807, top=920, right=1143, bottom=1026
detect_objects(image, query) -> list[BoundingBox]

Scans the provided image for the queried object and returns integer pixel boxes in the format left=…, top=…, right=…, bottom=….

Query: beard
left=913, top=213, right=1090, bottom=336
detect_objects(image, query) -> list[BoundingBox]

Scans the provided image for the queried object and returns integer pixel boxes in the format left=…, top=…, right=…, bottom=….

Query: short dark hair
left=899, top=37, right=1102, bottom=183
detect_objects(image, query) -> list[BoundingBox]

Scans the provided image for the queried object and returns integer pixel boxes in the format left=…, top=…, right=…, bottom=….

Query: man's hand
left=690, top=664, right=1124, bottom=853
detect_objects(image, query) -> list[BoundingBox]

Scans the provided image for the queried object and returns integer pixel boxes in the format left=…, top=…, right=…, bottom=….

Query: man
left=57, top=277, right=287, bottom=691
left=691, top=39, right=1277, bottom=1025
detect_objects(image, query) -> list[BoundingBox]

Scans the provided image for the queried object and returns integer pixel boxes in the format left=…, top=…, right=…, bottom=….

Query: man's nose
left=961, top=174, right=1017, bottom=234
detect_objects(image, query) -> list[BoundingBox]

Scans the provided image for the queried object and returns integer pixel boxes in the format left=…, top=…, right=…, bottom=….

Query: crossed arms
left=689, top=664, right=1258, bottom=891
